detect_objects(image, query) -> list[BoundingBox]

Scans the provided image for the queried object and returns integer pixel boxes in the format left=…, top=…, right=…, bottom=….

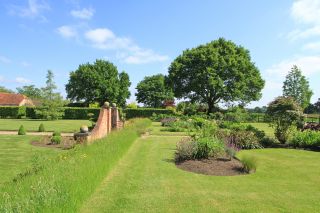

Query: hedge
left=0, top=106, right=174, bottom=120
left=0, top=106, right=26, bottom=118
left=123, top=108, right=174, bottom=119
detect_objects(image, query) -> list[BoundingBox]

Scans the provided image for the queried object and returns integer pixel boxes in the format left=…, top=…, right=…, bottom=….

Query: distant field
left=0, top=119, right=91, bottom=133
left=245, top=122, right=275, bottom=138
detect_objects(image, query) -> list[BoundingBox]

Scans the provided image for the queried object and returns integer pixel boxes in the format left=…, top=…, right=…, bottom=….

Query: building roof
left=0, top=93, right=27, bottom=106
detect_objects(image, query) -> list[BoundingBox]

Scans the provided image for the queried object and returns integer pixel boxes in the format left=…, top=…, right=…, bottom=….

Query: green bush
left=260, top=136, right=278, bottom=147
left=51, top=136, right=62, bottom=144
left=226, top=130, right=262, bottom=149
left=18, top=125, right=26, bottom=135
left=124, top=108, right=174, bottom=119
left=175, top=138, right=198, bottom=162
left=289, top=130, right=320, bottom=148
left=0, top=106, right=26, bottom=118
left=38, top=123, right=45, bottom=132
left=241, top=155, right=257, bottom=173
left=52, top=131, right=61, bottom=137
left=63, top=107, right=100, bottom=120
left=194, top=136, right=224, bottom=159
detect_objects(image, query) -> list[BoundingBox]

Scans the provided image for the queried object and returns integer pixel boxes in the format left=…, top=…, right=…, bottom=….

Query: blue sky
left=0, top=0, right=319, bottom=107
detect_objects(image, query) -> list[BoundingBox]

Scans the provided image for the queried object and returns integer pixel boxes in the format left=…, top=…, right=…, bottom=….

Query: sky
left=0, top=0, right=319, bottom=107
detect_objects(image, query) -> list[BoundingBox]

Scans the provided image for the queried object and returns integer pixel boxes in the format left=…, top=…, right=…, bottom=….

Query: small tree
left=266, top=96, right=303, bottom=143
left=36, top=70, right=65, bottom=120
left=283, top=65, right=313, bottom=109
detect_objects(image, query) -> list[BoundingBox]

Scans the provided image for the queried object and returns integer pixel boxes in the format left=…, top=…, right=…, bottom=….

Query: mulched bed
left=176, top=157, right=248, bottom=176
left=31, top=136, right=76, bottom=150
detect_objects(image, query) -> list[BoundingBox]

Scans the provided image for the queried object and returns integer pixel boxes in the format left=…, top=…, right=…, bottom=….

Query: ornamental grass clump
left=241, top=155, right=257, bottom=173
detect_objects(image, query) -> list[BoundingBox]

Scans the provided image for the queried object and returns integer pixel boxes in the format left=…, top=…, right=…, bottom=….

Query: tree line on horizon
left=0, top=38, right=318, bottom=115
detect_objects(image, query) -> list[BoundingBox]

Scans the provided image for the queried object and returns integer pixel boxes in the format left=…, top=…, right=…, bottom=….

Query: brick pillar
left=111, top=107, right=119, bottom=129
left=106, top=107, right=112, bottom=133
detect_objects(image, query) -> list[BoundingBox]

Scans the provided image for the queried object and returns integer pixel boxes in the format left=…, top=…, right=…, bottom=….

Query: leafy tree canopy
left=283, top=65, right=313, bottom=109
left=167, top=38, right=265, bottom=113
left=0, top=86, right=14, bottom=93
left=135, top=74, right=173, bottom=108
left=16, top=85, right=43, bottom=99
left=66, top=59, right=131, bottom=107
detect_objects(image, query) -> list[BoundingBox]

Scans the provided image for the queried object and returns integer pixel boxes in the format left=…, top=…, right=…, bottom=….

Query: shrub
left=194, top=136, right=224, bottom=159
left=175, top=138, right=198, bottom=162
left=260, top=136, right=278, bottom=147
left=160, top=117, right=178, bottom=126
left=289, top=130, right=320, bottom=148
left=51, top=136, right=62, bottom=144
left=266, top=96, right=303, bottom=143
left=241, top=155, right=257, bottom=173
left=18, top=125, right=26, bottom=135
left=38, top=123, right=45, bottom=132
left=63, top=107, right=100, bottom=120
left=225, top=142, right=240, bottom=160
left=53, top=131, right=61, bottom=137
left=0, top=106, right=26, bottom=118
left=226, top=130, right=262, bottom=149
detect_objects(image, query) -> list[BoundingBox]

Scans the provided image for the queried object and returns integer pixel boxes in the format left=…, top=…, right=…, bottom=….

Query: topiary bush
left=38, top=123, right=45, bottom=132
left=18, top=125, right=26, bottom=135
left=175, top=138, right=198, bottom=162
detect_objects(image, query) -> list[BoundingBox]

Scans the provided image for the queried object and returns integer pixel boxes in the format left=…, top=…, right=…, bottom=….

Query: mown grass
left=0, top=118, right=151, bottom=213
left=81, top=123, right=320, bottom=212
left=0, top=135, right=59, bottom=184
left=245, top=122, right=275, bottom=138
left=0, top=119, right=91, bottom=133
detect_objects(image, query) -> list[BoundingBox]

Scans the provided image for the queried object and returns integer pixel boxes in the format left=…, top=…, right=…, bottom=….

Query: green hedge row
left=0, top=106, right=174, bottom=120
left=124, top=108, right=174, bottom=119
left=0, top=106, right=26, bottom=118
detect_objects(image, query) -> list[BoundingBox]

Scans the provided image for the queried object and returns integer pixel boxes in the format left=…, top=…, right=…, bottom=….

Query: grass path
left=80, top=123, right=320, bottom=212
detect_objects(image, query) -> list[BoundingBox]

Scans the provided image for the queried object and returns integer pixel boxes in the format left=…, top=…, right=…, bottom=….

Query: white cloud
left=266, top=55, right=320, bottom=77
left=84, top=28, right=169, bottom=64
left=21, top=61, right=31, bottom=67
left=8, top=0, right=50, bottom=22
left=287, top=26, right=320, bottom=41
left=264, top=81, right=283, bottom=91
left=0, top=55, right=11, bottom=64
left=71, top=7, right=94, bottom=20
left=291, top=0, right=320, bottom=25
left=303, top=41, right=320, bottom=50
left=0, top=76, right=4, bottom=82
left=15, top=77, right=31, bottom=84
left=57, top=25, right=78, bottom=39
left=120, top=49, right=169, bottom=64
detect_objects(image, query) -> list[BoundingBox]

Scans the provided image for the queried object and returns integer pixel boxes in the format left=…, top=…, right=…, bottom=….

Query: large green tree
left=136, top=74, right=173, bottom=108
left=16, top=85, right=43, bottom=99
left=66, top=60, right=131, bottom=107
left=282, top=65, right=313, bottom=109
left=167, top=38, right=265, bottom=113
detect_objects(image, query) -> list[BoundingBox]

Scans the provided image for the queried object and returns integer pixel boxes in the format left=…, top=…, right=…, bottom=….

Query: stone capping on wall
left=74, top=104, right=124, bottom=144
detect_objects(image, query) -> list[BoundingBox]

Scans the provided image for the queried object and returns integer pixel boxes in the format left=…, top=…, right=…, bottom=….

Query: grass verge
left=0, top=118, right=151, bottom=212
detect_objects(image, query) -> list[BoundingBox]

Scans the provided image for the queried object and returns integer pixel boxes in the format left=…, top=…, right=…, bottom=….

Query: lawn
left=246, top=122, right=275, bottom=138
left=81, top=122, right=320, bottom=212
left=0, top=119, right=91, bottom=133
left=0, top=135, right=60, bottom=184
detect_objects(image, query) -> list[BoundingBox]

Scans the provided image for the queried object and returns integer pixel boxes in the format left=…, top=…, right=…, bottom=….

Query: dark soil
left=176, top=157, right=248, bottom=176
left=31, top=136, right=76, bottom=150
